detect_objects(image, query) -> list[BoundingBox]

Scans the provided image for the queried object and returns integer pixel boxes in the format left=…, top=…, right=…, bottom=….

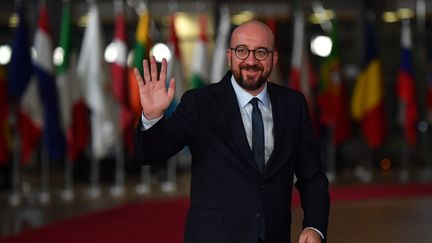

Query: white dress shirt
left=230, top=76, right=274, bottom=164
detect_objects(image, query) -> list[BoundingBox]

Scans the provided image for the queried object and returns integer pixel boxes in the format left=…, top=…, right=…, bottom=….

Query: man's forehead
left=231, top=31, right=272, bottom=48
left=231, top=21, right=274, bottom=48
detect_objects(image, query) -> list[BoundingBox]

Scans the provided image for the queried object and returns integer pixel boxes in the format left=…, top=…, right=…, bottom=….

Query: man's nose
left=244, top=51, right=259, bottom=65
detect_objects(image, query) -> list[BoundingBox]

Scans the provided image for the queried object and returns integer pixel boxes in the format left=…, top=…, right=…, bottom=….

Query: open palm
left=134, top=56, right=175, bottom=120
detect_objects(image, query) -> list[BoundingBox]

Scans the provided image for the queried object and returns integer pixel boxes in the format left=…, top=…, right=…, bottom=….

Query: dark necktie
left=250, top=98, right=265, bottom=173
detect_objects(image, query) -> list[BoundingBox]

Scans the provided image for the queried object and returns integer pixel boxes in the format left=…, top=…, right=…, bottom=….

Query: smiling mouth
left=242, top=68, right=261, bottom=74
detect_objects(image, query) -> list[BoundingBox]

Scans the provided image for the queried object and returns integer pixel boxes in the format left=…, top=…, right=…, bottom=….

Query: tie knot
left=250, top=97, right=260, bottom=109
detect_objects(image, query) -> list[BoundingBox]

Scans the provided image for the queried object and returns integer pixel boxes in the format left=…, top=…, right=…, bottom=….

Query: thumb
left=298, top=235, right=307, bottom=243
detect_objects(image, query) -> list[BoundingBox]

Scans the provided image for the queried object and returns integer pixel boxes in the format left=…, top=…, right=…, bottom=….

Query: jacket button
left=254, top=213, right=261, bottom=220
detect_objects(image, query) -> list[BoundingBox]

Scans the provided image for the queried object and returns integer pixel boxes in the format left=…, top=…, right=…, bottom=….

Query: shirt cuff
left=305, top=227, right=324, bottom=240
left=141, top=113, right=163, bottom=130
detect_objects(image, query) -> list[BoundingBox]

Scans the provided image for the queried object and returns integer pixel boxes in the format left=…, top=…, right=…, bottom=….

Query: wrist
left=143, top=111, right=164, bottom=120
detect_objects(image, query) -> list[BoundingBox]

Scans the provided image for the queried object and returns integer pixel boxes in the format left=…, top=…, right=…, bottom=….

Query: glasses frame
left=229, top=46, right=274, bottom=61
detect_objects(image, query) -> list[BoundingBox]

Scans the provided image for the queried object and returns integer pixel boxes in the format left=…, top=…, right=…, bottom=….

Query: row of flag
left=289, top=10, right=432, bottom=151
left=0, top=2, right=230, bottom=167
left=1, top=2, right=140, bottom=166
left=1, top=2, right=431, bottom=168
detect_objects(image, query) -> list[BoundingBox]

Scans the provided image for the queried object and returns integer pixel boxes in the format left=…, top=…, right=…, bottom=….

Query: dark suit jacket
left=136, top=71, right=330, bottom=243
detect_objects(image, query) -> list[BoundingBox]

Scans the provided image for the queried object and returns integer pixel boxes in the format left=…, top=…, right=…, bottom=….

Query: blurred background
left=1, top=0, right=432, bottom=242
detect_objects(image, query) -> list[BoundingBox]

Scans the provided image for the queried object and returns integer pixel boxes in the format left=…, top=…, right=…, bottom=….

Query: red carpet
left=1, top=183, right=432, bottom=243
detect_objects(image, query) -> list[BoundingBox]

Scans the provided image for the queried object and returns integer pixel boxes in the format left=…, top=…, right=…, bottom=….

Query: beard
left=232, top=61, right=272, bottom=91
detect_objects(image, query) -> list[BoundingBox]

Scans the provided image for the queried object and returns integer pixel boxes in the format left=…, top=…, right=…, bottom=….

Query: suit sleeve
left=294, top=94, right=330, bottom=240
left=135, top=90, right=199, bottom=165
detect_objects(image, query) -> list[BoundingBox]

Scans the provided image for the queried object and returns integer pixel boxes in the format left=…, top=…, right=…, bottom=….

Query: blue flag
left=33, top=5, right=65, bottom=160
left=7, top=5, right=32, bottom=102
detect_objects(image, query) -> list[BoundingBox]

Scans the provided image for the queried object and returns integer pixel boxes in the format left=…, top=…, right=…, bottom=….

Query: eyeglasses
left=230, top=46, right=274, bottom=61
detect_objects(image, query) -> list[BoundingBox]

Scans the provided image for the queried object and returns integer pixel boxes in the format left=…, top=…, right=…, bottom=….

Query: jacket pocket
left=187, top=207, right=225, bottom=225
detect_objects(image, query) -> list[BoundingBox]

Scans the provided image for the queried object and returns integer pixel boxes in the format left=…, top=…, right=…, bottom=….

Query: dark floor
left=1, top=166, right=432, bottom=243
left=291, top=197, right=432, bottom=243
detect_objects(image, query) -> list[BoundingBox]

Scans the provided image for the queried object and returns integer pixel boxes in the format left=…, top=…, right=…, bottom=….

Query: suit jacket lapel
left=216, top=71, right=257, bottom=172
left=264, top=83, right=285, bottom=173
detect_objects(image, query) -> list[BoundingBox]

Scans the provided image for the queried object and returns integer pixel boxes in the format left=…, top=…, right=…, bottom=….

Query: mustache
left=240, top=64, right=264, bottom=72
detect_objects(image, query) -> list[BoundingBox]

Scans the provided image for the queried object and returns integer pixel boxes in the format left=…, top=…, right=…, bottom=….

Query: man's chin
left=240, top=78, right=264, bottom=91
left=242, top=69, right=261, bottom=78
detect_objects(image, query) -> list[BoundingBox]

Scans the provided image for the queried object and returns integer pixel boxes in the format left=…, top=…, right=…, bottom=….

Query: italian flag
left=56, top=2, right=90, bottom=161
left=190, top=14, right=208, bottom=89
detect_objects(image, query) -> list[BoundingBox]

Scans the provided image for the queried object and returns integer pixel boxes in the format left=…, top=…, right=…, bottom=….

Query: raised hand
left=298, top=228, right=321, bottom=243
left=134, top=56, right=175, bottom=120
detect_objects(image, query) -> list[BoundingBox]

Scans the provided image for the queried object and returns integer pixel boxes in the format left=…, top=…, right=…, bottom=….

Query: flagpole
left=136, top=165, right=151, bottom=194
left=416, top=0, right=432, bottom=181
left=365, top=144, right=373, bottom=182
left=38, top=141, right=50, bottom=204
left=326, top=126, right=336, bottom=183
left=110, top=130, right=125, bottom=197
left=9, top=105, right=21, bottom=206
left=161, top=156, right=177, bottom=192
left=354, top=139, right=373, bottom=183
left=87, top=116, right=101, bottom=199
left=419, top=122, right=431, bottom=180
left=87, top=157, right=101, bottom=198
left=397, top=92, right=411, bottom=183
left=60, top=157, right=74, bottom=201
left=399, top=137, right=410, bottom=182
left=58, top=0, right=74, bottom=202
left=109, top=0, right=126, bottom=198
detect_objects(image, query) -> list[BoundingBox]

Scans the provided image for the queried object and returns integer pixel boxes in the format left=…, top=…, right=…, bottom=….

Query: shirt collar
left=231, top=75, right=270, bottom=108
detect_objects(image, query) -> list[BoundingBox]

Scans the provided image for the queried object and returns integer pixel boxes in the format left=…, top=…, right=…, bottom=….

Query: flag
left=77, top=4, right=116, bottom=160
left=266, top=17, right=284, bottom=85
left=0, top=66, right=11, bottom=165
left=351, top=17, right=387, bottom=148
left=190, top=14, right=209, bottom=89
left=165, top=13, right=185, bottom=116
left=111, top=3, right=135, bottom=152
left=19, top=79, right=43, bottom=165
left=56, top=2, right=90, bottom=161
left=33, top=4, right=66, bottom=160
left=289, top=11, right=318, bottom=131
left=210, top=4, right=230, bottom=84
left=317, top=22, right=351, bottom=146
left=128, top=7, right=151, bottom=114
left=7, top=5, right=42, bottom=165
left=7, top=6, right=32, bottom=102
left=396, top=19, right=418, bottom=146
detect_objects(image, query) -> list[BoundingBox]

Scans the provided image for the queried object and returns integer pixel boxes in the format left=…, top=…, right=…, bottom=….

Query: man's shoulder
left=268, top=81, right=304, bottom=99
left=184, top=82, right=221, bottom=96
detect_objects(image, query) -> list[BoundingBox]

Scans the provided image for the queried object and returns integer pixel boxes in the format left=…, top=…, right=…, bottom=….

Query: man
left=134, top=20, right=329, bottom=243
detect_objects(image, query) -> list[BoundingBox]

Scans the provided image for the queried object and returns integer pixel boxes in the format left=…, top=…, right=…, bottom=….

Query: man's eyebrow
left=232, top=45, right=270, bottom=50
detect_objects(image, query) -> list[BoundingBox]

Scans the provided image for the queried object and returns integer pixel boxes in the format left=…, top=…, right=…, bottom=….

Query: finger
left=134, top=68, right=145, bottom=87
left=167, top=78, right=176, bottom=100
left=150, top=56, right=158, bottom=82
left=159, top=58, right=167, bottom=83
left=143, top=59, right=151, bottom=82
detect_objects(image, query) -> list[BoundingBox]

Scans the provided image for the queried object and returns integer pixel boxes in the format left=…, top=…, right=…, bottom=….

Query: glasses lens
left=235, top=47, right=249, bottom=60
left=254, top=48, right=268, bottom=60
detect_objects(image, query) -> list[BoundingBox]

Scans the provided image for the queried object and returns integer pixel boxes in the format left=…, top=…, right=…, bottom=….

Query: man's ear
left=272, top=51, right=278, bottom=66
left=227, top=49, right=232, bottom=67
